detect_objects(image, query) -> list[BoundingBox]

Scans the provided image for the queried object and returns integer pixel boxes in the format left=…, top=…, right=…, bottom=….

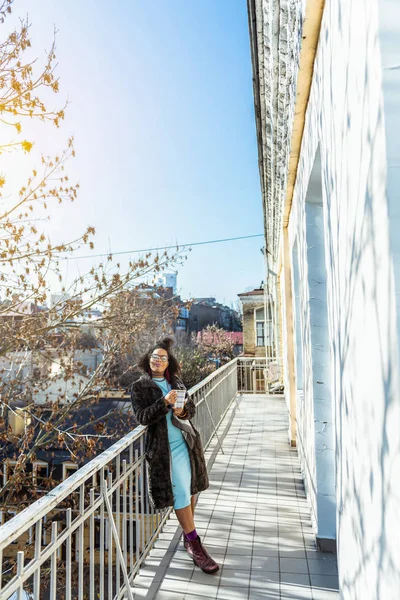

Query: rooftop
left=237, top=289, right=264, bottom=297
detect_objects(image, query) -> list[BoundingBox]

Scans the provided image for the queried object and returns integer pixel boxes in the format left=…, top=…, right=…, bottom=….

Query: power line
left=62, top=233, right=265, bottom=261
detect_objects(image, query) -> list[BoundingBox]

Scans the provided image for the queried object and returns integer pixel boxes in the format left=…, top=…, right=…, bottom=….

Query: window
left=33, top=461, right=48, bottom=487
left=0, top=511, right=18, bottom=543
left=254, top=306, right=274, bottom=348
left=33, top=367, right=41, bottom=381
left=256, top=321, right=265, bottom=346
left=3, top=460, right=17, bottom=486
left=62, top=462, right=78, bottom=480
left=176, top=318, right=187, bottom=329
left=255, top=307, right=267, bottom=347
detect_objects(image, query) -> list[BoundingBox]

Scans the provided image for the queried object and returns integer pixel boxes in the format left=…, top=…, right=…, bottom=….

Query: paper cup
left=175, top=390, right=186, bottom=409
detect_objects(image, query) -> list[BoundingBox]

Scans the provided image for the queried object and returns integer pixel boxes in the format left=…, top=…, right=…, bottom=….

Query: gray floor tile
left=279, top=548, right=307, bottom=559
left=133, top=576, right=153, bottom=589
left=250, top=566, right=281, bottom=582
left=153, top=592, right=188, bottom=600
left=311, top=588, right=340, bottom=600
left=307, top=559, right=338, bottom=576
left=164, top=567, right=196, bottom=581
left=229, top=530, right=254, bottom=540
left=306, top=550, right=337, bottom=561
left=248, top=586, right=280, bottom=599
left=309, top=574, right=339, bottom=590
left=185, top=582, right=219, bottom=598
left=251, top=556, right=279, bottom=572
left=219, top=569, right=251, bottom=587
left=280, top=558, right=309, bottom=574
left=169, top=559, right=196, bottom=571
left=216, top=586, right=249, bottom=599
left=207, top=521, right=232, bottom=535
left=138, top=566, right=165, bottom=582
left=221, top=554, right=252, bottom=569
left=189, top=568, right=222, bottom=586
left=280, top=572, right=311, bottom=586
left=252, top=543, right=279, bottom=556
left=280, top=582, right=313, bottom=599
left=225, top=542, right=253, bottom=555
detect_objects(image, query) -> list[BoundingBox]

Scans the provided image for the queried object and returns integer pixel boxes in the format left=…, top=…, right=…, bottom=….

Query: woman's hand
left=164, top=390, right=177, bottom=407
left=173, top=407, right=186, bottom=418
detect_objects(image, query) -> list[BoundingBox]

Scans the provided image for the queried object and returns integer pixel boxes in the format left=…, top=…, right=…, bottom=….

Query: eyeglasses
left=150, top=354, right=168, bottom=363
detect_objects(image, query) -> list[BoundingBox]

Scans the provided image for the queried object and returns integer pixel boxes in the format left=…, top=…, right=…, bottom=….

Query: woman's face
left=149, top=348, right=169, bottom=376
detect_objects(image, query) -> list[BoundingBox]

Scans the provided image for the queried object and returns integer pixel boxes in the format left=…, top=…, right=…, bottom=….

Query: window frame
left=3, top=459, right=18, bottom=486
left=253, top=306, right=273, bottom=348
left=62, top=461, right=78, bottom=481
left=256, top=321, right=265, bottom=347
left=32, top=460, right=49, bottom=487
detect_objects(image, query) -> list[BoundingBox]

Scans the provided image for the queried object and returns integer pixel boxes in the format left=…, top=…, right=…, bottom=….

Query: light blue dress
left=153, top=377, right=192, bottom=510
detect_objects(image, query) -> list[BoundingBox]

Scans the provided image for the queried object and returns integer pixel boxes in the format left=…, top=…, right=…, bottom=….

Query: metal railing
left=237, top=356, right=283, bottom=393
left=190, top=358, right=238, bottom=453
left=0, top=356, right=277, bottom=600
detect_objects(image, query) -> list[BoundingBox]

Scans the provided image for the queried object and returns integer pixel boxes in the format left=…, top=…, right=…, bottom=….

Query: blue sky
left=6, top=0, right=264, bottom=306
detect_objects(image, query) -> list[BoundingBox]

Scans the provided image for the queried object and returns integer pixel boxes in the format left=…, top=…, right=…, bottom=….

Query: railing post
left=16, top=551, right=24, bottom=600
left=65, top=509, right=72, bottom=600
left=50, top=522, right=58, bottom=600
left=103, top=480, right=134, bottom=600
left=202, top=391, right=225, bottom=455
left=78, top=483, right=84, bottom=599
left=34, top=518, right=42, bottom=599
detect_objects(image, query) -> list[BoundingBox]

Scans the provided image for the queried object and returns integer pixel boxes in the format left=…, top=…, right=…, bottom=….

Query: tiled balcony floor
left=132, top=394, right=339, bottom=600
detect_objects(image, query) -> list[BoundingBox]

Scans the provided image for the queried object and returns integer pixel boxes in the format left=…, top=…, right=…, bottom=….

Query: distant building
left=0, top=300, right=45, bottom=323
left=153, top=272, right=178, bottom=295
left=237, top=288, right=274, bottom=357
left=188, top=298, right=241, bottom=334
left=50, top=292, right=70, bottom=309
left=174, top=305, right=190, bottom=342
left=73, top=308, right=103, bottom=336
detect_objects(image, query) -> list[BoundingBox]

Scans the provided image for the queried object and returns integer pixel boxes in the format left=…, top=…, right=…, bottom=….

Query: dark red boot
left=185, top=536, right=219, bottom=574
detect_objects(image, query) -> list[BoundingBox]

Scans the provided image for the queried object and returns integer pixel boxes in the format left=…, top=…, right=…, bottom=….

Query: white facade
left=154, top=272, right=177, bottom=294
left=50, top=292, right=70, bottom=309
left=248, top=0, right=400, bottom=597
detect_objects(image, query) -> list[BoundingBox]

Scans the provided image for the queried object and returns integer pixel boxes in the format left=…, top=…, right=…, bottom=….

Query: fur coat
left=130, top=373, right=209, bottom=509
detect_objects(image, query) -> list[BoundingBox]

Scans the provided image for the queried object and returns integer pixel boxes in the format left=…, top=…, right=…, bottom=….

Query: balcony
left=0, top=359, right=339, bottom=600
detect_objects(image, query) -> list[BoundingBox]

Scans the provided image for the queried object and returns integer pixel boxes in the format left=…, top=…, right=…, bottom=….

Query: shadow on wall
left=321, top=3, right=400, bottom=597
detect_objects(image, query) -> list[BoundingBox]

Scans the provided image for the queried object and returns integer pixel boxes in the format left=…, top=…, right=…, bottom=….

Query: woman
left=131, top=337, right=219, bottom=574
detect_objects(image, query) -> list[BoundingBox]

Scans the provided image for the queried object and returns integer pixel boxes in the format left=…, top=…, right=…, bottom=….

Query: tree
left=0, top=5, right=192, bottom=597
left=197, top=324, right=236, bottom=362
left=175, top=340, right=215, bottom=390
left=175, top=325, right=236, bottom=389
left=0, top=0, right=185, bottom=511
left=100, top=286, right=180, bottom=389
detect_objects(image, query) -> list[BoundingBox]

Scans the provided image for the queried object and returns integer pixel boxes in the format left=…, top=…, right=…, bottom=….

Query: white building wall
left=379, top=0, right=400, bottom=365
left=285, top=0, right=400, bottom=597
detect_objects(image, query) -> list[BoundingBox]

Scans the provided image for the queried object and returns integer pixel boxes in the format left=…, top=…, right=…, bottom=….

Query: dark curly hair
left=138, top=336, right=181, bottom=380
